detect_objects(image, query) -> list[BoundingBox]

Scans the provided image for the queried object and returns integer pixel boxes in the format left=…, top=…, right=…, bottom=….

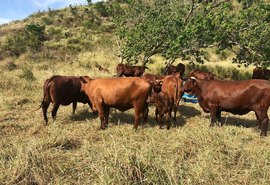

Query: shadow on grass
left=175, top=104, right=202, bottom=127
left=221, top=116, right=257, bottom=128
left=70, top=109, right=98, bottom=121
left=70, top=105, right=203, bottom=128
left=203, top=114, right=257, bottom=128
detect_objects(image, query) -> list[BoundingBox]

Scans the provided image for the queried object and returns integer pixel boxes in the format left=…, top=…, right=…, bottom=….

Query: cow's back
left=86, top=77, right=151, bottom=105
left=200, top=79, right=270, bottom=109
left=47, top=76, right=87, bottom=105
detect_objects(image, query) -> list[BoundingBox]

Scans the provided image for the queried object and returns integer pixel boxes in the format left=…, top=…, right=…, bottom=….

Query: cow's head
left=80, top=76, right=91, bottom=92
left=180, top=77, right=198, bottom=93
left=116, top=64, right=126, bottom=77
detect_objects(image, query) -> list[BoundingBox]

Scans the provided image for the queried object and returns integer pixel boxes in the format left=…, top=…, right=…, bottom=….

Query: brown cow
left=189, top=70, right=215, bottom=80
left=164, top=63, right=185, bottom=78
left=40, top=75, right=92, bottom=124
left=142, top=73, right=166, bottom=93
left=116, top=63, right=148, bottom=77
left=160, top=75, right=184, bottom=122
left=80, top=77, right=151, bottom=129
left=181, top=77, right=270, bottom=136
left=147, top=91, right=172, bottom=129
left=252, top=66, right=270, bottom=80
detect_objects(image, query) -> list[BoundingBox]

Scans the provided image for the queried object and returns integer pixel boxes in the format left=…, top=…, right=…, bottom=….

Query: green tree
left=112, top=0, right=270, bottom=66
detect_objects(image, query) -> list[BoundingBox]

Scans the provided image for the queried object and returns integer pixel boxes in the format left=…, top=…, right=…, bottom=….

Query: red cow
left=181, top=77, right=270, bottom=136
left=116, top=63, right=148, bottom=77
left=80, top=77, right=151, bottom=129
left=40, top=75, right=92, bottom=124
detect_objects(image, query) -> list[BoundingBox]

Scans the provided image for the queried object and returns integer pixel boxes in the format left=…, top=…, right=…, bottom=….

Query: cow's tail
left=34, top=77, right=54, bottom=111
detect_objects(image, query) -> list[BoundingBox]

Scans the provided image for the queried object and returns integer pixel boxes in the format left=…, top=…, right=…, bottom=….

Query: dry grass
left=1, top=50, right=270, bottom=184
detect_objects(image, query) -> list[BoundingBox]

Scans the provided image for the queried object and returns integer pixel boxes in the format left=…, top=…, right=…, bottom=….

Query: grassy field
left=1, top=49, right=270, bottom=184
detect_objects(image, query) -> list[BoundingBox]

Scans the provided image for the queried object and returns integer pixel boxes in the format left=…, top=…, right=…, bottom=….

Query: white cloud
left=0, top=17, right=11, bottom=25
left=30, top=0, right=87, bottom=8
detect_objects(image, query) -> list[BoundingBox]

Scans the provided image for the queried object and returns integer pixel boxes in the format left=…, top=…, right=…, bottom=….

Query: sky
left=0, top=0, right=100, bottom=25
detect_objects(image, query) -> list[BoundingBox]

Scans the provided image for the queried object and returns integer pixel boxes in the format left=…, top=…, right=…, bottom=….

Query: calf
left=41, top=75, right=92, bottom=124
left=164, top=63, right=185, bottom=78
left=181, top=77, right=270, bottom=136
left=80, top=77, right=151, bottom=129
left=252, top=66, right=270, bottom=80
left=116, top=63, right=148, bottom=77
left=189, top=70, right=215, bottom=80
left=147, top=92, right=172, bottom=129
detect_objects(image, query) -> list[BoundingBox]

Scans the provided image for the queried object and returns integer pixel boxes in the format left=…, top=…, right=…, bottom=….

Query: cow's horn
left=190, top=76, right=196, bottom=80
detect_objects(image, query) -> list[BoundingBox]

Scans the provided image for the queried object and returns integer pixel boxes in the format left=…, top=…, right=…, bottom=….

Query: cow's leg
left=158, top=113, right=163, bottom=129
left=134, top=110, right=142, bottom=130
left=134, top=102, right=145, bottom=129
left=97, top=105, right=106, bottom=129
left=209, top=105, right=218, bottom=127
left=155, top=107, right=158, bottom=121
left=143, top=107, right=149, bottom=124
left=51, top=103, right=60, bottom=121
left=255, top=110, right=269, bottom=136
left=104, top=106, right=110, bottom=128
left=216, top=110, right=222, bottom=127
left=173, top=104, right=177, bottom=122
left=165, top=112, right=170, bottom=130
left=42, top=101, right=50, bottom=125
left=255, top=112, right=261, bottom=129
left=72, top=102, right=77, bottom=114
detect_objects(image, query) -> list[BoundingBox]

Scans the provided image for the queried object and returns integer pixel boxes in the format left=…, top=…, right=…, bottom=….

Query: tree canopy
left=111, top=0, right=270, bottom=66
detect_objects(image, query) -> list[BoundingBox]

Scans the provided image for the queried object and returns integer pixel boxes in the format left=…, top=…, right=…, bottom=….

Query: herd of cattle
left=40, top=64, right=270, bottom=136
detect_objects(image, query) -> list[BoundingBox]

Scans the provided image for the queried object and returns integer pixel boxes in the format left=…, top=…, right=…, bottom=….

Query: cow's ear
left=80, top=76, right=90, bottom=83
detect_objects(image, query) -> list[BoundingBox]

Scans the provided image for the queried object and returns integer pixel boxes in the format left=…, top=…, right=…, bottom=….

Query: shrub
left=0, top=32, right=27, bottom=57
left=42, top=17, right=53, bottom=25
left=19, top=68, right=36, bottom=81
left=95, top=2, right=110, bottom=17
left=5, top=61, right=17, bottom=71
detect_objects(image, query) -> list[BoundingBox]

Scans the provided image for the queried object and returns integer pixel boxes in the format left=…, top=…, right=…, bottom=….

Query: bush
left=5, top=61, right=17, bottom=71
left=19, top=68, right=36, bottom=81
left=0, top=32, right=27, bottom=57
left=95, top=2, right=110, bottom=17
left=42, top=17, right=53, bottom=25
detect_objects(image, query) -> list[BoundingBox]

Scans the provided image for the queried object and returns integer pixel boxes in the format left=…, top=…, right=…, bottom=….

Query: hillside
left=1, top=1, right=270, bottom=184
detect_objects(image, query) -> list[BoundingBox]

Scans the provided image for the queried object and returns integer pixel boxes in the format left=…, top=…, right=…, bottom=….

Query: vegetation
left=112, top=0, right=270, bottom=66
left=0, top=0, right=270, bottom=184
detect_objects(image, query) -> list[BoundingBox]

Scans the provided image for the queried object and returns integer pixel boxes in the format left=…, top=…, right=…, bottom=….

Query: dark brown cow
left=160, top=75, right=184, bottom=122
left=181, top=77, right=270, bottom=136
left=164, top=63, right=185, bottom=78
left=189, top=70, right=215, bottom=80
left=147, top=91, right=172, bottom=129
left=80, top=77, right=151, bottom=129
left=116, top=63, right=148, bottom=77
left=41, top=75, right=92, bottom=124
left=252, top=66, right=270, bottom=80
